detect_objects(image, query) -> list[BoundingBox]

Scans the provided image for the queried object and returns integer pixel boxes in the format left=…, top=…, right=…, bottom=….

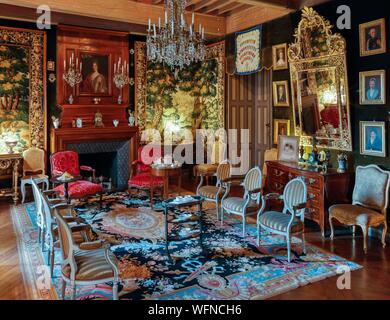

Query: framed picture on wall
left=273, top=80, right=290, bottom=107
left=359, top=19, right=386, bottom=57
left=359, top=70, right=386, bottom=105
left=79, top=52, right=111, bottom=96
left=272, top=43, right=288, bottom=70
left=277, top=135, right=300, bottom=163
left=360, top=121, right=386, bottom=157
left=273, top=119, right=290, bottom=145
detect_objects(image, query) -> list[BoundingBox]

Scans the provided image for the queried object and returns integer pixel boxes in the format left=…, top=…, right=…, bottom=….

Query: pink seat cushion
left=55, top=181, right=103, bottom=199
left=128, top=173, right=164, bottom=188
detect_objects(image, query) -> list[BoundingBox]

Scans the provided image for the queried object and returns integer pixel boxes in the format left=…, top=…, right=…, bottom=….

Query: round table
left=150, top=166, right=182, bottom=199
left=51, top=175, right=82, bottom=203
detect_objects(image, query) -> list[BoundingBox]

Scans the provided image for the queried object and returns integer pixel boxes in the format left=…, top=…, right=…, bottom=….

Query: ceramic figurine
left=128, top=110, right=135, bottom=126
left=51, top=116, right=60, bottom=129
left=68, top=94, right=74, bottom=105
left=113, top=119, right=119, bottom=127
left=337, top=153, right=348, bottom=173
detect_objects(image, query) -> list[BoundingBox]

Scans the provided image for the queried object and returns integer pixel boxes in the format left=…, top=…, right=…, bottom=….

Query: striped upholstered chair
left=54, top=205, right=120, bottom=300
left=257, top=177, right=308, bottom=262
left=196, top=161, right=231, bottom=219
left=221, top=167, right=263, bottom=237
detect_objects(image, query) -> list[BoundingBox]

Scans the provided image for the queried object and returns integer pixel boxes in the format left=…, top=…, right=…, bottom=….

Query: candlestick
left=192, top=12, right=195, bottom=25
left=158, top=17, right=161, bottom=30
left=148, top=18, right=151, bottom=31
left=165, top=10, right=168, bottom=25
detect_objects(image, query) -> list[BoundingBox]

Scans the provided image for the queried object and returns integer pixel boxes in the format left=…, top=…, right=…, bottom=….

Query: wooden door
left=227, top=69, right=272, bottom=170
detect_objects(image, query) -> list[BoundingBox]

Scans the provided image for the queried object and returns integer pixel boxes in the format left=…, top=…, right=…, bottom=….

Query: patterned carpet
left=12, top=192, right=361, bottom=300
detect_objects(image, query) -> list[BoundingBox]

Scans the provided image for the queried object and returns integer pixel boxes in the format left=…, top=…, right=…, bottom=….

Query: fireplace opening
left=79, top=152, right=117, bottom=186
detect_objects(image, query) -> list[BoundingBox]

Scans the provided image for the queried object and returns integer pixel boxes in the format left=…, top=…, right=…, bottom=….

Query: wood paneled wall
left=227, top=69, right=272, bottom=169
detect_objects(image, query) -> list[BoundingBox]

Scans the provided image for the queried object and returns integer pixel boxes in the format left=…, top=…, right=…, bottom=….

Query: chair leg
left=352, top=225, right=356, bottom=238
left=286, top=236, right=292, bottom=263
left=301, top=231, right=307, bottom=255
left=112, top=281, right=119, bottom=300
left=329, top=214, right=335, bottom=240
left=71, top=282, right=76, bottom=300
left=21, top=181, right=26, bottom=204
left=221, top=208, right=224, bottom=226
left=216, top=201, right=220, bottom=220
left=62, top=279, right=67, bottom=300
left=50, top=245, right=55, bottom=278
left=257, top=224, right=261, bottom=246
left=41, top=228, right=45, bottom=252
left=382, top=222, right=388, bottom=248
left=360, top=225, right=368, bottom=254
left=242, top=216, right=246, bottom=238
left=45, top=179, right=50, bottom=191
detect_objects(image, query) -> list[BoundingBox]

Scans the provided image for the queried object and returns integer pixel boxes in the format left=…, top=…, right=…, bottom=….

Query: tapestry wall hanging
left=235, top=26, right=262, bottom=75
left=0, top=26, right=46, bottom=155
left=135, top=41, right=225, bottom=143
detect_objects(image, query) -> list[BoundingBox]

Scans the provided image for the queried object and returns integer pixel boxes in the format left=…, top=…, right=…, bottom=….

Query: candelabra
left=63, top=53, right=82, bottom=104
left=113, top=58, right=130, bottom=104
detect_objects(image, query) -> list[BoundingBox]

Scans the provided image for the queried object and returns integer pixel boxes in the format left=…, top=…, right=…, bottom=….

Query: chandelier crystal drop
left=146, top=0, right=206, bottom=73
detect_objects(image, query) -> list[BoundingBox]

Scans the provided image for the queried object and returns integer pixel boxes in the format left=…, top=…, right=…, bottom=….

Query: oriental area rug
left=11, top=193, right=361, bottom=300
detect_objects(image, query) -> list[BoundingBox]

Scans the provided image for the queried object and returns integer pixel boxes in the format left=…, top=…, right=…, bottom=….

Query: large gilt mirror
left=288, top=7, right=352, bottom=151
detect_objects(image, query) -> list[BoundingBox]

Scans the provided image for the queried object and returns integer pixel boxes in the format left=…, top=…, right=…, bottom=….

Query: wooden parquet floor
left=1, top=187, right=390, bottom=300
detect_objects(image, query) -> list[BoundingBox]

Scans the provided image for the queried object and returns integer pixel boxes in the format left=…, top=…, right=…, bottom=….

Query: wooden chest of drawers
left=265, top=161, right=354, bottom=237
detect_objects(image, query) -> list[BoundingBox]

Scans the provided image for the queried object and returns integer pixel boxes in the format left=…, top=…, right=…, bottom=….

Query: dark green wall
left=227, top=0, right=390, bottom=170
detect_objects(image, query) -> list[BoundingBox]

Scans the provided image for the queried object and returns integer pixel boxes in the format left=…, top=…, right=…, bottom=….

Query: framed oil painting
left=135, top=41, right=225, bottom=143
left=274, top=119, right=290, bottom=145
left=277, top=135, right=300, bottom=163
left=273, top=43, right=288, bottom=70
left=360, top=70, right=386, bottom=105
left=79, top=52, right=111, bottom=96
left=360, top=121, right=386, bottom=157
left=0, top=26, right=46, bottom=156
left=273, top=80, right=290, bottom=107
left=360, top=19, right=386, bottom=57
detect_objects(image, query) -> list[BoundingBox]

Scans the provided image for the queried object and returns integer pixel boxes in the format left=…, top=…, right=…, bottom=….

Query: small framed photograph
left=277, top=135, right=300, bottom=163
left=273, top=43, right=288, bottom=70
left=273, top=119, right=290, bottom=145
left=273, top=80, right=290, bottom=107
left=360, top=70, right=386, bottom=105
left=360, top=121, right=386, bottom=157
left=359, top=19, right=386, bottom=57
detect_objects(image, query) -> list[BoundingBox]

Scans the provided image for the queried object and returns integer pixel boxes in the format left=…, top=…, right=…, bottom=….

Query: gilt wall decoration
left=0, top=26, right=46, bottom=156
left=135, top=41, right=225, bottom=142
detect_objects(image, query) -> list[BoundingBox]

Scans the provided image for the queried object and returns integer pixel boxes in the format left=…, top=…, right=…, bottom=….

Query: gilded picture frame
left=359, top=18, right=387, bottom=57
left=273, top=80, right=290, bottom=107
left=359, top=70, right=386, bottom=105
left=273, top=119, right=290, bottom=145
left=272, top=43, right=288, bottom=71
left=360, top=121, right=386, bottom=157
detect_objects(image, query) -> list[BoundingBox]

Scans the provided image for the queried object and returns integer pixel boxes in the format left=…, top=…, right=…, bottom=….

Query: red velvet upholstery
left=51, top=151, right=80, bottom=177
left=54, top=181, right=103, bottom=199
left=128, top=173, right=164, bottom=188
left=50, top=151, right=102, bottom=199
left=133, top=146, right=163, bottom=175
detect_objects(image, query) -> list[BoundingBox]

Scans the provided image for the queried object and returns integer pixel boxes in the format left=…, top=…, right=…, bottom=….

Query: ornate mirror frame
left=288, top=7, right=352, bottom=151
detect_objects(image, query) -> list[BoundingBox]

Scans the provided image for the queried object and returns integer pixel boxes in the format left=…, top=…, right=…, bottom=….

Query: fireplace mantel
left=50, top=126, right=138, bottom=154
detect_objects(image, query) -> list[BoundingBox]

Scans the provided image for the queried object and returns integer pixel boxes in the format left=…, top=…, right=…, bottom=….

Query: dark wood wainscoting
left=227, top=69, right=272, bottom=169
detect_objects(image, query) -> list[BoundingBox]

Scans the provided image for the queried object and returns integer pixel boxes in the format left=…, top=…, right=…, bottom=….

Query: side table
left=0, top=153, right=23, bottom=205
left=162, top=196, right=206, bottom=263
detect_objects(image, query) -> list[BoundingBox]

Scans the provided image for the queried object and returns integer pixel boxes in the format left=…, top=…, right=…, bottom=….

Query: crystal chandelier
left=146, top=0, right=206, bottom=74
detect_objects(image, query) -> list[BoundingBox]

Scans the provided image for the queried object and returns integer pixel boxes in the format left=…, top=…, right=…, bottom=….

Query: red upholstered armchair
left=128, top=145, right=164, bottom=208
left=50, top=151, right=103, bottom=200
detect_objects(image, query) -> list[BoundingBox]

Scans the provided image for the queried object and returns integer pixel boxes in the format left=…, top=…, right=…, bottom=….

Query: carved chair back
left=23, top=147, right=45, bottom=176
left=283, top=177, right=308, bottom=220
left=50, top=151, right=80, bottom=177
left=243, top=167, right=263, bottom=203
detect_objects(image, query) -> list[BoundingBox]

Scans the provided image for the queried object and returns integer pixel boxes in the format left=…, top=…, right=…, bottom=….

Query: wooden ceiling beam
left=193, top=0, right=220, bottom=11
left=0, top=0, right=226, bottom=36
left=218, top=3, right=251, bottom=15
left=233, top=0, right=298, bottom=10
left=201, top=0, right=237, bottom=14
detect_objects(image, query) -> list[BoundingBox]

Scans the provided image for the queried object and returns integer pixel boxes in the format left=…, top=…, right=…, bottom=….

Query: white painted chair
left=196, top=161, right=231, bottom=219
left=221, top=167, right=263, bottom=237
left=257, top=177, right=308, bottom=262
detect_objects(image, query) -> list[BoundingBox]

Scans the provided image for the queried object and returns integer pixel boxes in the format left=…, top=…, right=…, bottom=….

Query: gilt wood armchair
left=54, top=205, right=120, bottom=300
left=257, top=177, right=308, bottom=263
left=329, top=165, right=390, bottom=254
left=21, top=147, right=49, bottom=203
